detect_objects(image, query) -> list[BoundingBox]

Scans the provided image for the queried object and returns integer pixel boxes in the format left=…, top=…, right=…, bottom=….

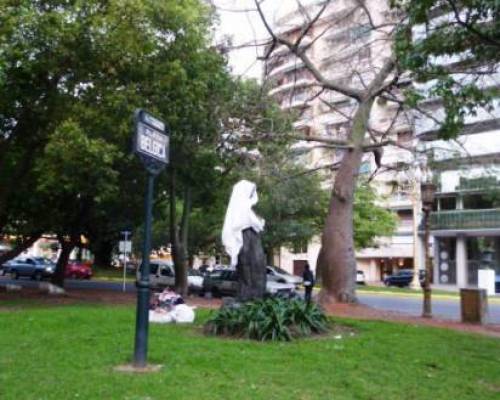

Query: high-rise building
left=264, top=0, right=500, bottom=291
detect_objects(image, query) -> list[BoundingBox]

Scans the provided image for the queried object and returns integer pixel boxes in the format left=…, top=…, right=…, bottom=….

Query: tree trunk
left=92, top=239, right=114, bottom=268
left=169, top=171, right=188, bottom=297
left=51, top=234, right=77, bottom=287
left=318, top=100, right=373, bottom=305
left=266, top=248, right=274, bottom=266
left=0, top=233, right=42, bottom=265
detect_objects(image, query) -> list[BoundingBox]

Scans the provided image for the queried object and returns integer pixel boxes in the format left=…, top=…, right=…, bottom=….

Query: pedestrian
left=302, top=262, right=314, bottom=305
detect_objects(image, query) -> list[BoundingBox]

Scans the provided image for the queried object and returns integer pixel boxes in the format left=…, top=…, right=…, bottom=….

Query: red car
left=65, top=261, right=92, bottom=279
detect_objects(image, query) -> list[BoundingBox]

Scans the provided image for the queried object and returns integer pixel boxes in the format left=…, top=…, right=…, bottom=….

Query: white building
left=264, top=1, right=500, bottom=291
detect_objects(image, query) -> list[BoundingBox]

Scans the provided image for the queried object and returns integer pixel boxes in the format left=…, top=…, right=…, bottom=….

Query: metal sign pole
left=122, top=231, right=130, bottom=292
left=133, top=173, right=155, bottom=367
left=132, top=109, right=169, bottom=369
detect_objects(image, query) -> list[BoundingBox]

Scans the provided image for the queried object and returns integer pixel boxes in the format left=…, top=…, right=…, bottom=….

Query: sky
left=211, top=1, right=314, bottom=79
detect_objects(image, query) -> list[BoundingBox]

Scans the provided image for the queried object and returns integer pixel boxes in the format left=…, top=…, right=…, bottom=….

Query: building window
left=396, top=131, right=413, bottom=145
left=439, top=196, right=456, bottom=210
left=463, top=194, right=494, bottom=210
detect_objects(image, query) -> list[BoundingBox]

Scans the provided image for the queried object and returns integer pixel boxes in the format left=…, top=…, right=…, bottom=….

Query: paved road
left=2, top=276, right=500, bottom=324
left=358, top=293, right=500, bottom=324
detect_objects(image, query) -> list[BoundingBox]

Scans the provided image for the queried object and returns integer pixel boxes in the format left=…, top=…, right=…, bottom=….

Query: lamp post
left=409, top=165, right=423, bottom=290
left=421, top=182, right=437, bottom=318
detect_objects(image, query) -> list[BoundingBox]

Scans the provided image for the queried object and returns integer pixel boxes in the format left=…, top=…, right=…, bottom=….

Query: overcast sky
left=211, top=1, right=313, bottom=79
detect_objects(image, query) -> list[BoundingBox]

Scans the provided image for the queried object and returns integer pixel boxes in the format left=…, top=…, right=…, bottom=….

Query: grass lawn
left=92, top=266, right=135, bottom=282
left=1, top=305, right=499, bottom=400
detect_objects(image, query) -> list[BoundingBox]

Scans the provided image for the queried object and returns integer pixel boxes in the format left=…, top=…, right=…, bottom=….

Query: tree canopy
left=394, top=0, right=499, bottom=138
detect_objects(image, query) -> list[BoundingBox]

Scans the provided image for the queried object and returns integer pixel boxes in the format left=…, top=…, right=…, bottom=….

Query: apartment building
left=264, top=0, right=500, bottom=290
left=264, top=0, right=419, bottom=281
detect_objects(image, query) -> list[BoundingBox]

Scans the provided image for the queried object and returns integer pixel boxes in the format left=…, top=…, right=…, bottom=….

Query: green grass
left=357, top=285, right=460, bottom=297
left=92, top=266, right=135, bottom=282
left=1, top=305, right=499, bottom=400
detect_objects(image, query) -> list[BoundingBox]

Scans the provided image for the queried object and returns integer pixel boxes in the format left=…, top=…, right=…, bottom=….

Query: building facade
left=265, top=0, right=420, bottom=282
left=264, top=1, right=499, bottom=290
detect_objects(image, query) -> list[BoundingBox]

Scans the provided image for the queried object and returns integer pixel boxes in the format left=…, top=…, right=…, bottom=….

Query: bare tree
left=249, top=0, right=412, bottom=304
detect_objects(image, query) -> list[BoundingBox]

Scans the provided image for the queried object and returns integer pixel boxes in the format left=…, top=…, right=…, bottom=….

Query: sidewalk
left=323, top=301, right=500, bottom=338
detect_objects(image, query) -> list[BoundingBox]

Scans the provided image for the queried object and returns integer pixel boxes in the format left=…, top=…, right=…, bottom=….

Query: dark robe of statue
left=236, top=228, right=266, bottom=302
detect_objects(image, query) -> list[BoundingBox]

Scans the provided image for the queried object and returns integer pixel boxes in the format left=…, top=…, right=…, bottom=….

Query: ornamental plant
left=205, top=297, right=329, bottom=341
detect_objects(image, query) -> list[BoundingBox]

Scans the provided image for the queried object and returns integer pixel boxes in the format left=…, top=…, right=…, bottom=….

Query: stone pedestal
left=236, top=228, right=266, bottom=302
left=478, top=269, right=496, bottom=296
left=460, top=288, right=488, bottom=324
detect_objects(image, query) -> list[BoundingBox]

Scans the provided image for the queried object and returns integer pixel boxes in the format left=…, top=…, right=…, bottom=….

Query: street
left=2, top=276, right=500, bottom=324
left=358, top=292, right=500, bottom=324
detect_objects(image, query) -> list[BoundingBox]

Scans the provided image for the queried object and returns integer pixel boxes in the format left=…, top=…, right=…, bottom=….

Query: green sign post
left=133, top=109, right=169, bottom=367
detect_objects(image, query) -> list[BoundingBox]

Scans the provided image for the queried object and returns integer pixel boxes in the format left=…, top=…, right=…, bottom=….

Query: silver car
left=140, top=260, right=203, bottom=292
left=5, top=257, right=55, bottom=280
left=203, top=269, right=296, bottom=297
left=266, top=266, right=303, bottom=286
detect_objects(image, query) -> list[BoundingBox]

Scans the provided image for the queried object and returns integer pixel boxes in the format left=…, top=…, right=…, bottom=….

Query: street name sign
left=134, top=109, right=169, bottom=172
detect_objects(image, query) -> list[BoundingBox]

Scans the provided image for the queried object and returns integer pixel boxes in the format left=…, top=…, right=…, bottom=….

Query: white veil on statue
left=222, top=180, right=265, bottom=267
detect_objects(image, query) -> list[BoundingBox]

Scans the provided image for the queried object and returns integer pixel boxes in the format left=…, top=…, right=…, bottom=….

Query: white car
left=266, top=266, right=303, bottom=285
left=266, top=280, right=296, bottom=296
left=203, top=269, right=296, bottom=297
left=356, top=270, right=366, bottom=285
left=139, top=260, right=203, bottom=292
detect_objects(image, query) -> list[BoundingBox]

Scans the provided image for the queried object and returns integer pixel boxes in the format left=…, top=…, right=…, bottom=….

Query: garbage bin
left=460, top=288, right=488, bottom=324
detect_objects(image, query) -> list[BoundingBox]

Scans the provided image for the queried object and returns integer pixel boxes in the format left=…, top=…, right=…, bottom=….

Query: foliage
left=0, top=0, right=231, bottom=266
left=255, top=159, right=328, bottom=255
left=35, top=120, right=121, bottom=232
left=353, top=184, right=398, bottom=249
left=393, top=0, right=499, bottom=138
left=205, top=297, right=329, bottom=341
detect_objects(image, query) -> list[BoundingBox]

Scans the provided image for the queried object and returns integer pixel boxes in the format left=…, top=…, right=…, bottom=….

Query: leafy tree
left=252, top=157, right=329, bottom=262
left=353, top=184, right=397, bottom=249
left=35, top=120, right=121, bottom=285
left=0, top=0, right=232, bottom=288
left=393, top=0, right=499, bottom=138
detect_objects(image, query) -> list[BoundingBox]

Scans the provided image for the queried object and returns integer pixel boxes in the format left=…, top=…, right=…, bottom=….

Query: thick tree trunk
left=51, top=234, right=77, bottom=288
left=318, top=100, right=373, bottom=305
left=0, top=233, right=42, bottom=265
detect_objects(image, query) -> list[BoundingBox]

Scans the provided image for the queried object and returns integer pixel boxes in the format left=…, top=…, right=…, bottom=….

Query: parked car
left=65, top=261, right=92, bottom=279
left=143, top=260, right=203, bottom=293
left=356, top=270, right=366, bottom=285
left=384, top=269, right=425, bottom=287
left=6, top=257, right=55, bottom=280
left=0, top=259, right=11, bottom=276
left=266, top=266, right=303, bottom=286
left=202, top=268, right=296, bottom=298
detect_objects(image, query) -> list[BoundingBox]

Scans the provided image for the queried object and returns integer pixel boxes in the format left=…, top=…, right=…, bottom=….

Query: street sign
left=132, top=109, right=169, bottom=368
left=119, top=240, right=132, bottom=253
left=134, top=109, right=169, bottom=172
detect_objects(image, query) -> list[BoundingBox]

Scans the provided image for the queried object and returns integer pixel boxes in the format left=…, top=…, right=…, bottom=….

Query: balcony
left=268, top=78, right=315, bottom=96
left=430, top=209, right=500, bottom=231
left=267, top=59, right=305, bottom=79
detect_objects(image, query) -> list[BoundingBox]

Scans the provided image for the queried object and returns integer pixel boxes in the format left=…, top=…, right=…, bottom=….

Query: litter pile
left=149, top=289, right=195, bottom=324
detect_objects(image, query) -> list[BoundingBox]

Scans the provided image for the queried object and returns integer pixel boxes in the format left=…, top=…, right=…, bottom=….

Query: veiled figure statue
left=222, top=180, right=266, bottom=301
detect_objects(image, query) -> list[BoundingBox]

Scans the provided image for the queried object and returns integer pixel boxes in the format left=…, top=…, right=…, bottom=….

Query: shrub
left=205, top=297, right=329, bottom=341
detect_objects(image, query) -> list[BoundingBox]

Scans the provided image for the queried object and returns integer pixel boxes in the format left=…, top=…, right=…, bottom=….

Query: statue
left=222, top=180, right=266, bottom=301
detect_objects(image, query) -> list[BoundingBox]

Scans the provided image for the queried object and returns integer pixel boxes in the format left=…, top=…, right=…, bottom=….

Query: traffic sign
left=119, top=240, right=132, bottom=253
